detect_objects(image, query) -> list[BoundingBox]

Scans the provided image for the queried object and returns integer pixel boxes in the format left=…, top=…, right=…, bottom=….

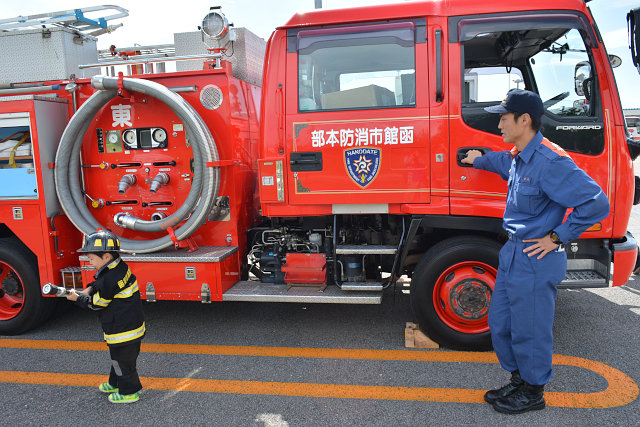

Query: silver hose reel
left=55, top=76, right=220, bottom=253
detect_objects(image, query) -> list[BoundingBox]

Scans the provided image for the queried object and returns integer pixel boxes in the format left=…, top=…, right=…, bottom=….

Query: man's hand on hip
left=522, top=234, right=559, bottom=259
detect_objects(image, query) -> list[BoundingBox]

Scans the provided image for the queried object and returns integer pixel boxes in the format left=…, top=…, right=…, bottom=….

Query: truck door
left=449, top=13, right=611, bottom=224
left=284, top=20, right=429, bottom=210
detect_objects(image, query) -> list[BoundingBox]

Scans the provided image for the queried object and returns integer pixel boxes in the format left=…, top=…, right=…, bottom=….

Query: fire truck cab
left=255, top=0, right=639, bottom=347
left=0, top=1, right=638, bottom=350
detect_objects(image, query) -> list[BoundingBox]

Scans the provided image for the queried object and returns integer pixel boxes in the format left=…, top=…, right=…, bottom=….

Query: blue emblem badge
left=345, top=148, right=381, bottom=188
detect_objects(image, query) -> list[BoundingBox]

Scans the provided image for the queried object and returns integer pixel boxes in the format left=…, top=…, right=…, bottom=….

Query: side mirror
left=628, top=7, right=640, bottom=74
left=574, top=61, right=591, bottom=96
left=609, top=54, right=622, bottom=68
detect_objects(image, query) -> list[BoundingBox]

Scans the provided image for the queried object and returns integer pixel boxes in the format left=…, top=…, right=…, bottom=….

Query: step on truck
left=0, top=1, right=639, bottom=349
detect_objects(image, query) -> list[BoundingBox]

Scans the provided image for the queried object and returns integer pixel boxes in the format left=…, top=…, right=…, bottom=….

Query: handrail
left=435, top=29, right=443, bottom=103
left=79, top=53, right=222, bottom=69
left=99, top=43, right=175, bottom=56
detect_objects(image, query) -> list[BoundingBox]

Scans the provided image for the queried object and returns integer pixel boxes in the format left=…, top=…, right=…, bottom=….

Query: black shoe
left=484, top=371, right=523, bottom=404
left=492, top=382, right=546, bottom=414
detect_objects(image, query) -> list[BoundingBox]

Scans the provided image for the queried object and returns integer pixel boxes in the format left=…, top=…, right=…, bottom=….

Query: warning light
left=201, top=9, right=228, bottom=40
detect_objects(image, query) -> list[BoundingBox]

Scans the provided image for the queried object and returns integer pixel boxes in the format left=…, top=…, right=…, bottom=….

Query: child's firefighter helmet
left=77, top=230, right=121, bottom=253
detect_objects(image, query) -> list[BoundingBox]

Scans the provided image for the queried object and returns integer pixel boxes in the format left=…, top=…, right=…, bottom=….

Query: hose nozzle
left=118, top=174, right=137, bottom=194
left=42, top=283, right=70, bottom=297
left=150, top=172, right=170, bottom=193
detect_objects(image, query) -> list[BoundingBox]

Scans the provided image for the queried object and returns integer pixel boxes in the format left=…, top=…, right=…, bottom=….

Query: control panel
left=98, top=127, right=168, bottom=153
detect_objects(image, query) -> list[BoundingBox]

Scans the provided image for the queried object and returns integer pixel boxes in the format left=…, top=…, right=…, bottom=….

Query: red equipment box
left=281, top=253, right=327, bottom=284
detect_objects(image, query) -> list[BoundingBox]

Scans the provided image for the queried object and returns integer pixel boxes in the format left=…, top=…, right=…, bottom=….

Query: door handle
left=290, top=151, right=323, bottom=172
left=456, top=147, right=492, bottom=167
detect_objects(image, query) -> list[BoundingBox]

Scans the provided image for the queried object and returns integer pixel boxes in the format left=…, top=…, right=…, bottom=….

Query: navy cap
left=484, top=89, right=544, bottom=120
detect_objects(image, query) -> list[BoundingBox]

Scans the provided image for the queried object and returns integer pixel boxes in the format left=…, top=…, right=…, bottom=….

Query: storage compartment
left=0, top=127, right=33, bottom=167
left=281, top=253, right=327, bottom=284
left=174, top=28, right=266, bottom=86
left=0, top=97, right=69, bottom=210
left=0, top=27, right=98, bottom=85
left=0, top=113, right=36, bottom=198
left=0, top=169, right=37, bottom=198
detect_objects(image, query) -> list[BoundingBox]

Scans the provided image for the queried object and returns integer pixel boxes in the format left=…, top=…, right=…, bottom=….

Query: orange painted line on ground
left=0, top=371, right=484, bottom=404
left=0, top=339, right=637, bottom=408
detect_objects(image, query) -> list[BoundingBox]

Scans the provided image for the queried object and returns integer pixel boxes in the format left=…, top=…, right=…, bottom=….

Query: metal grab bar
left=99, top=43, right=175, bottom=55
left=79, top=53, right=223, bottom=69
left=435, top=29, right=443, bottom=103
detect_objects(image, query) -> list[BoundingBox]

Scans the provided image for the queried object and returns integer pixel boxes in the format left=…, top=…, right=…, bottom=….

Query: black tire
left=0, top=238, right=55, bottom=335
left=411, top=235, right=501, bottom=350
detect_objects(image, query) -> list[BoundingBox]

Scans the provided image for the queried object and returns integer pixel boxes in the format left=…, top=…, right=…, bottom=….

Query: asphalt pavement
left=1, top=271, right=639, bottom=425
left=2, top=179, right=640, bottom=426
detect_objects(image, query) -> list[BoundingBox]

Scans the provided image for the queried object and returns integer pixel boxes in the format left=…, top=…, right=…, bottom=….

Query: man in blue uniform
left=462, top=89, right=609, bottom=414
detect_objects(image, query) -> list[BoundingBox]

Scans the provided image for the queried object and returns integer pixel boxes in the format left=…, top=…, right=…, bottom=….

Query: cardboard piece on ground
left=405, top=322, right=440, bottom=349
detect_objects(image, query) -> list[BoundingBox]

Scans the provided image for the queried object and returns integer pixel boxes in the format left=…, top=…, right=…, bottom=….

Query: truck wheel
left=0, top=239, right=54, bottom=335
left=411, top=236, right=501, bottom=350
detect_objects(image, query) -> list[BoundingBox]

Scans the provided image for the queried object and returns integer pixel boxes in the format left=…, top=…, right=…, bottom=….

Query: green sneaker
left=108, top=391, right=140, bottom=404
left=98, top=382, right=118, bottom=393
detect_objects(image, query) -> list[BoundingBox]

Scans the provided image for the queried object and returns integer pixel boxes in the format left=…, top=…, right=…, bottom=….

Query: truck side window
left=627, top=116, right=640, bottom=141
left=461, top=66, right=525, bottom=135
left=529, top=29, right=594, bottom=118
left=463, top=67, right=524, bottom=103
left=297, top=23, right=416, bottom=112
left=460, top=21, right=603, bottom=155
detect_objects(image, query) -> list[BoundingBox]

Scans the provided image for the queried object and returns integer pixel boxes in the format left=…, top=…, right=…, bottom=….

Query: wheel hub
left=1, top=275, right=19, bottom=296
left=449, top=279, right=491, bottom=320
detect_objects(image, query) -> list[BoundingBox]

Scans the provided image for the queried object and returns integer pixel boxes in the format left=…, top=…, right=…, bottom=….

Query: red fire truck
left=0, top=1, right=639, bottom=349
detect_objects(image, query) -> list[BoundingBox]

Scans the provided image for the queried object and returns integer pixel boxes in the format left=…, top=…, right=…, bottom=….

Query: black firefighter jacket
left=77, top=257, right=145, bottom=347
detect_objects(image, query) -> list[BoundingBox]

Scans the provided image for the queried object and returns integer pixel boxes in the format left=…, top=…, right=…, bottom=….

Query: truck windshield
left=297, top=23, right=416, bottom=112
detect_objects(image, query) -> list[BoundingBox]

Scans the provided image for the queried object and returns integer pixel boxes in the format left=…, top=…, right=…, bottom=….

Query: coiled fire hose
left=55, top=76, right=220, bottom=253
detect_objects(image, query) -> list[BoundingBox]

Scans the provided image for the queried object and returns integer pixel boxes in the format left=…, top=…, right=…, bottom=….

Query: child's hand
left=66, top=289, right=79, bottom=301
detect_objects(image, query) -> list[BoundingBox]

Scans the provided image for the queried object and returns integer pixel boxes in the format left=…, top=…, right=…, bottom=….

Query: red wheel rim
left=0, top=261, right=25, bottom=320
left=432, top=261, right=497, bottom=334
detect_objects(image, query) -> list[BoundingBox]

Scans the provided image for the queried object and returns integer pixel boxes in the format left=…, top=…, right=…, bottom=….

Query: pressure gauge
left=119, top=128, right=167, bottom=149
left=107, top=132, right=119, bottom=144
left=152, top=128, right=167, bottom=144
left=122, top=129, right=137, bottom=147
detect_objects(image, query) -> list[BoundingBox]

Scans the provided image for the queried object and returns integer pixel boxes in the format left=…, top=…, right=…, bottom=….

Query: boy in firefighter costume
left=462, top=89, right=609, bottom=414
left=66, top=230, right=145, bottom=404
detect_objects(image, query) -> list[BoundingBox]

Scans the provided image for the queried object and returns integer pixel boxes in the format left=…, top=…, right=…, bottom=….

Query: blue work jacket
left=474, top=132, right=610, bottom=242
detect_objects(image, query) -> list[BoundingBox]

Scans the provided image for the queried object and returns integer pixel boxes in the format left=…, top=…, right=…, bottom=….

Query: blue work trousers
left=489, top=238, right=567, bottom=386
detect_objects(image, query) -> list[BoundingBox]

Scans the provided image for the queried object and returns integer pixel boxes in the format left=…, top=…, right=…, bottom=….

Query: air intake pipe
left=55, top=76, right=220, bottom=253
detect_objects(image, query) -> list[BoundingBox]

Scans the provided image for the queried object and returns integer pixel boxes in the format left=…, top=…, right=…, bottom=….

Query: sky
left=2, top=0, right=639, bottom=108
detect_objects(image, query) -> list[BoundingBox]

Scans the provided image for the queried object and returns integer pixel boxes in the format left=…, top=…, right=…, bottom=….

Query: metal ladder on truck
left=0, top=5, right=129, bottom=36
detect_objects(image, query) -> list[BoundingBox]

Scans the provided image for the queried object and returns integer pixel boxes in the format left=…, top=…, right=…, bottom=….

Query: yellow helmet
left=77, top=230, right=120, bottom=253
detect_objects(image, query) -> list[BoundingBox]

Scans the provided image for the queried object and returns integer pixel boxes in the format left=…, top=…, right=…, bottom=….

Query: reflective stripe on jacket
left=104, top=322, right=146, bottom=345
left=82, top=257, right=145, bottom=347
